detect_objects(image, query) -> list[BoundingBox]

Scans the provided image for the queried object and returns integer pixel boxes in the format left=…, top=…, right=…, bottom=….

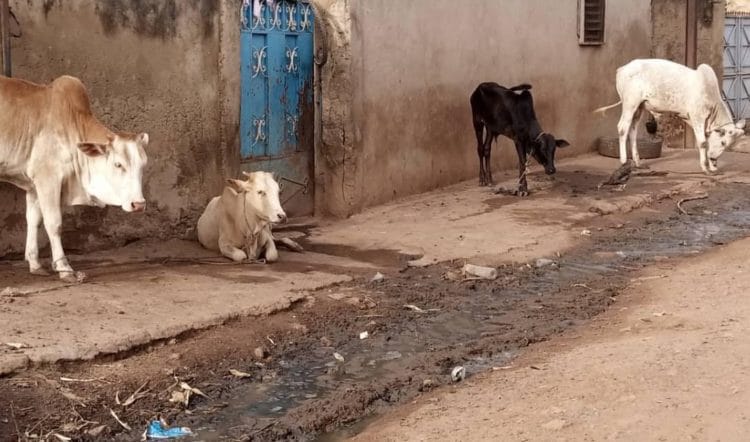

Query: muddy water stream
left=187, top=185, right=750, bottom=441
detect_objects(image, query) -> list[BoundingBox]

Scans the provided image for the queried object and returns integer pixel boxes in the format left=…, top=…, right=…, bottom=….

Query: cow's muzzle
left=131, top=201, right=146, bottom=212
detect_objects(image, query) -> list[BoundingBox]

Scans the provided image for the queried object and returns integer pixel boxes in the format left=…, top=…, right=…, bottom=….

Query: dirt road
left=352, top=234, right=750, bottom=441
left=3, top=150, right=750, bottom=440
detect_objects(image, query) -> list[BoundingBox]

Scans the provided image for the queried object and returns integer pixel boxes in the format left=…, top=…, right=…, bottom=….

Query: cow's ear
left=225, top=179, right=245, bottom=195
left=555, top=139, right=570, bottom=148
left=78, top=142, right=109, bottom=156
left=136, top=132, right=149, bottom=148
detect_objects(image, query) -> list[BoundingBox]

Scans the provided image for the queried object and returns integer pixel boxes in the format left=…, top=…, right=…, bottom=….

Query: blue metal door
left=240, top=0, right=314, bottom=216
left=723, top=15, right=750, bottom=119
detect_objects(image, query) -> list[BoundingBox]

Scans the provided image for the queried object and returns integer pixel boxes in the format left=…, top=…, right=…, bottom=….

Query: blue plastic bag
left=145, top=420, right=193, bottom=439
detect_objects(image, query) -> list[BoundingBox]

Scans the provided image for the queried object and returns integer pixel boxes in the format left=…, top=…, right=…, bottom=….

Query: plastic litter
left=462, top=264, right=498, bottom=280
left=451, top=366, right=466, bottom=382
left=371, top=272, right=385, bottom=282
left=145, top=420, right=193, bottom=439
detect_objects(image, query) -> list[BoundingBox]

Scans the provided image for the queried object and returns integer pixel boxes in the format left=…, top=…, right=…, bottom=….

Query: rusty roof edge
left=727, top=0, right=750, bottom=13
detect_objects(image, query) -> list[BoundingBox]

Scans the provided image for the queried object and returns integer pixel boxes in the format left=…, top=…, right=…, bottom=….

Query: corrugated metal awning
left=728, top=0, right=750, bottom=14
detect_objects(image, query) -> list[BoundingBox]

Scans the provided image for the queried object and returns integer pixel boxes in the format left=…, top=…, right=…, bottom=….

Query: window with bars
left=578, top=0, right=605, bottom=45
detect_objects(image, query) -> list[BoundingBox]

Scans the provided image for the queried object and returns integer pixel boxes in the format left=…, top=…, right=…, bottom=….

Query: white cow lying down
left=594, top=58, right=746, bottom=173
left=197, top=171, right=302, bottom=263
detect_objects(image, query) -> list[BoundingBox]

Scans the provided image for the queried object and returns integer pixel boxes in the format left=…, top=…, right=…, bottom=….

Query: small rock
left=0, top=287, right=20, bottom=297
left=333, top=352, right=345, bottom=362
left=167, top=338, right=177, bottom=346
left=345, top=296, right=362, bottom=307
left=535, top=258, right=555, bottom=268
left=291, top=323, right=308, bottom=334
left=382, top=351, right=402, bottom=361
left=254, top=347, right=268, bottom=360
left=451, top=366, right=466, bottom=382
left=270, top=406, right=283, bottom=412
left=359, top=331, right=369, bottom=340
left=542, top=419, right=567, bottom=430
left=442, top=271, right=462, bottom=281
left=580, top=229, right=592, bottom=236
left=371, top=272, right=385, bottom=282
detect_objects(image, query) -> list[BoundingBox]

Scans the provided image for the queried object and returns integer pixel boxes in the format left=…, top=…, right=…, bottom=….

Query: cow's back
left=616, top=59, right=711, bottom=115
left=0, top=77, right=53, bottom=178
left=471, top=82, right=515, bottom=134
left=0, top=75, right=97, bottom=179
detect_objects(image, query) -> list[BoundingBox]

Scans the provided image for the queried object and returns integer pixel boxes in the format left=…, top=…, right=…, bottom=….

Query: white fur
left=594, top=59, right=746, bottom=173
left=0, top=75, right=148, bottom=281
left=196, top=171, right=287, bottom=263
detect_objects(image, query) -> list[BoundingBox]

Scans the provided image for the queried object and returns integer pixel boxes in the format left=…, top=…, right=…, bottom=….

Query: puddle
left=182, top=185, right=750, bottom=441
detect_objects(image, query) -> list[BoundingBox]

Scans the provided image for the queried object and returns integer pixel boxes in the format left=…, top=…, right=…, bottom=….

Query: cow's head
left=78, top=133, right=149, bottom=212
left=531, top=133, right=570, bottom=175
left=226, top=171, right=287, bottom=224
left=707, top=119, right=746, bottom=168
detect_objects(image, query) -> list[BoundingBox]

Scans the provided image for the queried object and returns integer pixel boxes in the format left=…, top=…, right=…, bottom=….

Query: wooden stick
left=676, top=193, right=709, bottom=215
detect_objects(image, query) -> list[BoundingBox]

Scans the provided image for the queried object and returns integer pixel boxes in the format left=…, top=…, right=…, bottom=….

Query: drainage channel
left=185, top=184, right=750, bottom=441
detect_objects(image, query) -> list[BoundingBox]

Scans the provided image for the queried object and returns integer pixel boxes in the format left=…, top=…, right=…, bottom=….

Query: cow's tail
left=509, top=83, right=532, bottom=91
left=593, top=100, right=622, bottom=115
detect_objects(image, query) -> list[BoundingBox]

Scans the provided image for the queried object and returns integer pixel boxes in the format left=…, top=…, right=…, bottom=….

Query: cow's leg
left=261, top=229, right=279, bottom=263
left=691, top=123, right=711, bottom=174
left=35, top=183, right=76, bottom=281
left=24, top=191, right=48, bottom=276
left=218, top=235, right=248, bottom=262
left=474, top=120, right=486, bottom=186
left=484, top=132, right=495, bottom=185
left=616, top=103, right=639, bottom=165
left=514, top=141, right=529, bottom=197
left=629, top=108, right=643, bottom=167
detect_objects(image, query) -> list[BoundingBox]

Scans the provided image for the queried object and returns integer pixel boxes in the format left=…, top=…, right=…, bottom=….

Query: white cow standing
left=0, top=75, right=149, bottom=282
left=594, top=58, right=746, bottom=173
left=197, top=171, right=298, bottom=263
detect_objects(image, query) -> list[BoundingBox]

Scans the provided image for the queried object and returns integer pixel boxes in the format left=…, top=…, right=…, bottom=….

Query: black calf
left=470, top=82, right=569, bottom=195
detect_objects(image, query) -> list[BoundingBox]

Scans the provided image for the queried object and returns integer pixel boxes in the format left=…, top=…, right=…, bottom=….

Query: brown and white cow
left=196, top=171, right=299, bottom=263
left=0, top=75, right=149, bottom=282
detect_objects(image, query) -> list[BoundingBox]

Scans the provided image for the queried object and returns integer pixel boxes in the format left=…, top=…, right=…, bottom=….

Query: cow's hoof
left=516, top=190, right=529, bottom=197
left=60, top=271, right=87, bottom=283
left=30, top=267, right=51, bottom=276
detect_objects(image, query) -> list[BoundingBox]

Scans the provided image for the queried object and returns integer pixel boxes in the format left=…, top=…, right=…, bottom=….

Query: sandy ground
left=351, top=235, right=750, bottom=442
